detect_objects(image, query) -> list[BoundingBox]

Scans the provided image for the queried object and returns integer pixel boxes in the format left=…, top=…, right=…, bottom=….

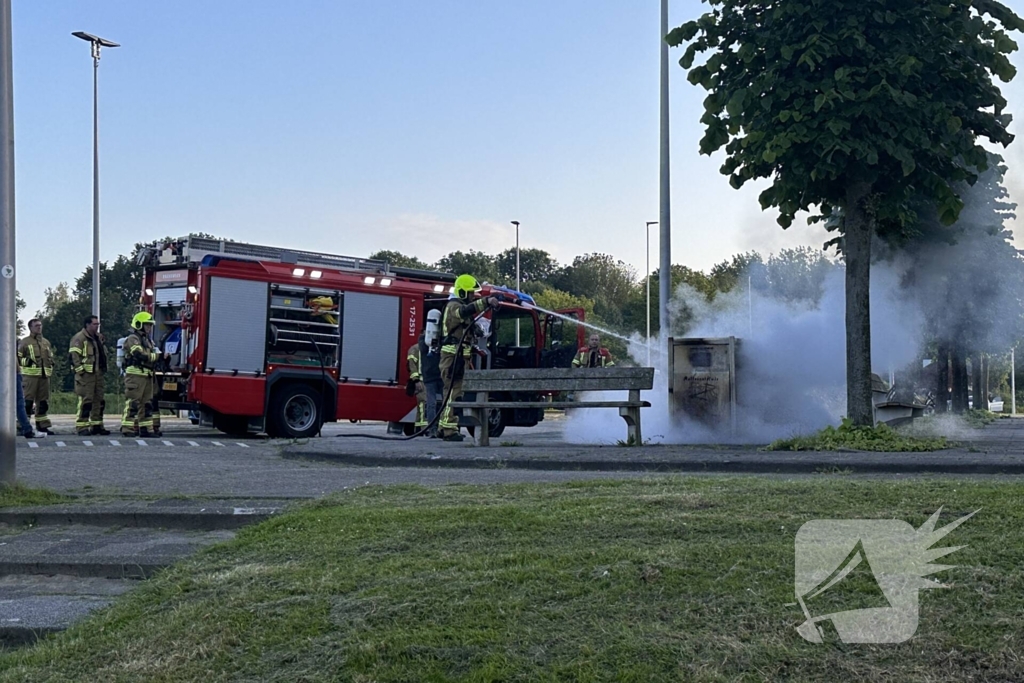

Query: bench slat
left=451, top=401, right=651, bottom=409
left=461, top=367, right=653, bottom=392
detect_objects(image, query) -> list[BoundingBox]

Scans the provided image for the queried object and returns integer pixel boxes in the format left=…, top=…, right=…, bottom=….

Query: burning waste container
left=668, top=337, right=739, bottom=433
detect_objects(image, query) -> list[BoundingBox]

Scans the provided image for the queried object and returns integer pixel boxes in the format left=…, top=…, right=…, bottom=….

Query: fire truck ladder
left=171, top=235, right=388, bottom=274
left=162, top=235, right=456, bottom=284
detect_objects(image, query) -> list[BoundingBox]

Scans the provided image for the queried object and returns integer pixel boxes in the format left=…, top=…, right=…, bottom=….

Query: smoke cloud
left=564, top=260, right=926, bottom=445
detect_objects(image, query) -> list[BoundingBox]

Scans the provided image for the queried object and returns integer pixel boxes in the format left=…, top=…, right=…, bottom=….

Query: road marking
left=27, top=441, right=38, bottom=449
left=56, top=441, right=66, bottom=448
left=83, top=440, right=93, bottom=447
left=162, top=440, right=174, bottom=447
left=187, top=441, right=199, bottom=447
left=236, top=442, right=249, bottom=448
left=136, top=440, right=148, bottom=447
left=110, top=440, right=120, bottom=446
left=211, top=441, right=224, bottom=447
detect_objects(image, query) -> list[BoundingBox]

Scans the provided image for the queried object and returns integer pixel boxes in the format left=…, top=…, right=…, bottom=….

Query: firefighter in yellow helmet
left=436, top=274, right=498, bottom=442
left=121, top=312, right=168, bottom=438
left=18, top=318, right=55, bottom=434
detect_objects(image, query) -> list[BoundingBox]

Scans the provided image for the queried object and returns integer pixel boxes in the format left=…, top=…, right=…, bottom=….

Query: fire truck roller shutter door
left=205, top=277, right=269, bottom=373
left=339, top=292, right=401, bottom=383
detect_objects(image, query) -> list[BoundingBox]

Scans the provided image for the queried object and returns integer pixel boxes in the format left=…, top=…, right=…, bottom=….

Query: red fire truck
left=137, top=236, right=584, bottom=438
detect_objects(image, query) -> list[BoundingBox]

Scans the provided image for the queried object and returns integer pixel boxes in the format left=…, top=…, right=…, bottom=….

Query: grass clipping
left=767, top=418, right=948, bottom=452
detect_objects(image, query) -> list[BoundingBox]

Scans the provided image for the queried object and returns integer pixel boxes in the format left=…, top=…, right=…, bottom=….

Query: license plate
left=163, top=381, right=178, bottom=392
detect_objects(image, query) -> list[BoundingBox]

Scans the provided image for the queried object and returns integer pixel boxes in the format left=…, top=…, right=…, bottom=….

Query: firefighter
left=69, top=315, right=110, bottom=436
left=437, top=274, right=498, bottom=442
left=406, top=332, right=430, bottom=434
left=18, top=318, right=55, bottom=434
left=121, top=312, right=168, bottom=438
left=572, top=333, right=616, bottom=368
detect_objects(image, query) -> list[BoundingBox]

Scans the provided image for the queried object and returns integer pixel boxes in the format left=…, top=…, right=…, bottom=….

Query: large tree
left=494, top=247, right=559, bottom=288
left=367, top=250, right=431, bottom=271
left=434, top=250, right=498, bottom=284
left=669, top=0, right=1023, bottom=424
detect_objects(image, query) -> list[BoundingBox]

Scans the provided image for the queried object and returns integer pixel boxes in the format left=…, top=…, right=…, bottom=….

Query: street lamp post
left=2, top=0, right=17, bottom=485
left=645, top=221, right=658, bottom=367
left=72, top=31, right=119, bottom=320
left=512, top=220, right=520, bottom=346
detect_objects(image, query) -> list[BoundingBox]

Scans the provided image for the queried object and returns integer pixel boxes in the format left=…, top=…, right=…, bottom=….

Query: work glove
left=405, top=379, right=417, bottom=396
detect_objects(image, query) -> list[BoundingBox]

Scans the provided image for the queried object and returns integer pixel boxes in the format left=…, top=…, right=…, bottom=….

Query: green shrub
left=767, top=418, right=949, bottom=452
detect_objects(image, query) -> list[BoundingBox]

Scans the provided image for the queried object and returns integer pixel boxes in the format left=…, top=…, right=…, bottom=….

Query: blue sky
left=9, top=1, right=1024, bottom=319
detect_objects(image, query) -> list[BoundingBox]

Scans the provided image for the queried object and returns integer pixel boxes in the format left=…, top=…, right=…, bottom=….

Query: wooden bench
left=450, top=367, right=654, bottom=446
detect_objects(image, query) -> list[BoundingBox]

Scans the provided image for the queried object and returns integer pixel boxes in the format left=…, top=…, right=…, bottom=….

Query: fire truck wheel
left=268, top=384, right=322, bottom=438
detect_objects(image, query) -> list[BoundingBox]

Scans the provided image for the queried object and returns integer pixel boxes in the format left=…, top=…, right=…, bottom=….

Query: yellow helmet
left=131, top=311, right=155, bottom=330
left=454, top=274, right=480, bottom=299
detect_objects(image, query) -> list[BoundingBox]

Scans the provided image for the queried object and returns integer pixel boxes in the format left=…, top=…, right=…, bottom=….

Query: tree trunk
left=978, top=358, right=987, bottom=411
left=844, top=182, right=874, bottom=426
left=936, top=344, right=949, bottom=414
left=951, top=346, right=968, bottom=413
left=972, top=353, right=987, bottom=411
left=960, top=353, right=970, bottom=412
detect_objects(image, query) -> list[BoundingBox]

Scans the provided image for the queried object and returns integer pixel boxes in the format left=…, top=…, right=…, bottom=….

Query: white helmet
left=425, top=309, right=442, bottom=347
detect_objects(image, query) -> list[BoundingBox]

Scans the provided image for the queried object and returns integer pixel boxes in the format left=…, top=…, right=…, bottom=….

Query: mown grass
left=0, top=483, right=67, bottom=509
left=767, top=419, right=949, bottom=452
left=0, top=477, right=1022, bottom=681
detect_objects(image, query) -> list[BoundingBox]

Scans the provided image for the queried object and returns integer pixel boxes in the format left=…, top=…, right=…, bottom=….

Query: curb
left=0, top=560, right=166, bottom=580
left=282, top=449, right=1024, bottom=475
left=0, top=509, right=284, bottom=531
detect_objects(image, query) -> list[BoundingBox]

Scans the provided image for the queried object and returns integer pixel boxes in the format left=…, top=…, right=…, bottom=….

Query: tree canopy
left=669, top=0, right=1024, bottom=424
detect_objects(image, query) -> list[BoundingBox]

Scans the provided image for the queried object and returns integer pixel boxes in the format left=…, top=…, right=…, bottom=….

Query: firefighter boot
left=442, top=432, right=465, bottom=442
left=91, top=425, right=111, bottom=436
left=139, top=428, right=153, bottom=438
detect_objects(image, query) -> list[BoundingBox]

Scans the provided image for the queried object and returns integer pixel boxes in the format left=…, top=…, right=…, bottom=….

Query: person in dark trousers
left=420, top=310, right=443, bottom=437
left=15, top=362, right=44, bottom=438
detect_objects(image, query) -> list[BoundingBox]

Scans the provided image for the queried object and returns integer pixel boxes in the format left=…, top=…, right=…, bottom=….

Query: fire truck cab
left=137, top=236, right=584, bottom=438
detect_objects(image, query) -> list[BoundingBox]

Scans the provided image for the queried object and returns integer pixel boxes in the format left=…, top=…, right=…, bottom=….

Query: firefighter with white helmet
left=436, top=274, right=498, bottom=442
left=121, top=311, right=168, bottom=438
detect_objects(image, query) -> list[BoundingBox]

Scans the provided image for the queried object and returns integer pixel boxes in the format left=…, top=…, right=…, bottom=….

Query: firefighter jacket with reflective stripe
left=407, top=342, right=423, bottom=381
left=572, top=347, right=615, bottom=368
left=441, top=298, right=487, bottom=357
left=18, top=333, right=53, bottom=377
left=407, top=340, right=442, bottom=383
left=69, top=329, right=107, bottom=375
left=124, top=331, right=160, bottom=376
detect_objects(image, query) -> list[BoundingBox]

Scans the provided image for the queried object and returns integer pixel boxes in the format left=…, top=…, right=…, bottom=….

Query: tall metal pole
left=91, top=44, right=100, bottom=318
left=1012, top=347, right=1016, bottom=415
left=658, top=0, right=672, bottom=345
left=512, top=220, right=520, bottom=346
left=1, top=0, right=17, bottom=485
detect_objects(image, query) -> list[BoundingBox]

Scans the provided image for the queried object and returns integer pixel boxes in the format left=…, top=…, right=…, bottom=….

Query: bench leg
left=474, top=407, right=489, bottom=446
left=618, top=406, right=642, bottom=446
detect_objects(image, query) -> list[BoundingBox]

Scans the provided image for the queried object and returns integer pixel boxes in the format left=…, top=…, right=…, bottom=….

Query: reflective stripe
left=126, top=366, right=151, bottom=376
left=22, top=367, right=43, bottom=376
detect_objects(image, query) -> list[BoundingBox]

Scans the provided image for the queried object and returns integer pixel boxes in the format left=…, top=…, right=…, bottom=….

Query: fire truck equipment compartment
left=206, top=277, right=269, bottom=373
left=339, top=291, right=400, bottom=383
